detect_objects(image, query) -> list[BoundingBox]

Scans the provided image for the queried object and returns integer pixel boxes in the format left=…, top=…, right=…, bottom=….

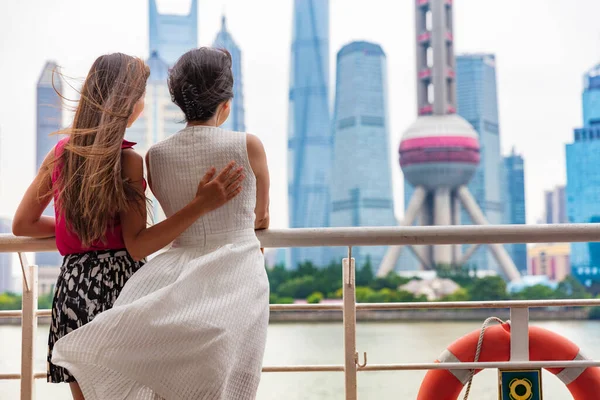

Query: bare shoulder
left=121, top=148, right=144, bottom=180
left=40, top=147, right=56, bottom=169
left=246, top=133, right=266, bottom=158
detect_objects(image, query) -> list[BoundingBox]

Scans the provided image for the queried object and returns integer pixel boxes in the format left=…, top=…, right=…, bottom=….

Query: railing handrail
left=4, top=225, right=600, bottom=399
left=2, top=223, right=600, bottom=251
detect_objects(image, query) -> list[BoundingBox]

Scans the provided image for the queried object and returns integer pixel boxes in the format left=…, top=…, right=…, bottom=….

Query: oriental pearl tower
left=377, top=0, right=520, bottom=281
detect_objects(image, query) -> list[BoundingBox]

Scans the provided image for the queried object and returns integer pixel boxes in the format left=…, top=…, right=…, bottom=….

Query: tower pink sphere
left=399, top=114, right=480, bottom=189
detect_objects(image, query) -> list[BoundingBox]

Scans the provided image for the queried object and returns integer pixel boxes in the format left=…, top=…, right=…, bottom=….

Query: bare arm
left=13, top=150, right=56, bottom=238
left=247, top=134, right=270, bottom=231
left=120, top=149, right=244, bottom=261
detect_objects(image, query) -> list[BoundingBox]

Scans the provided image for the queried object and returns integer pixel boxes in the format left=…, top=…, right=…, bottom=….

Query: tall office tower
left=567, top=62, right=600, bottom=288
left=330, top=41, right=396, bottom=269
left=36, top=61, right=63, bottom=268
left=287, top=0, right=331, bottom=269
left=503, top=149, right=527, bottom=274
left=213, top=15, right=246, bottom=132
left=379, top=0, right=519, bottom=281
left=544, top=185, right=567, bottom=224
left=127, top=52, right=184, bottom=222
left=0, top=218, right=13, bottom=293
left=149, top=0, right=198, bottom=66
left=127, top=52, right=183, bottom=154
left=455, top=53, right=504, bottom=272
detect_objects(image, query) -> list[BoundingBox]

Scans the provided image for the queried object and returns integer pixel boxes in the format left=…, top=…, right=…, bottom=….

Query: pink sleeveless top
left=52, top=137, right=145, bottom=256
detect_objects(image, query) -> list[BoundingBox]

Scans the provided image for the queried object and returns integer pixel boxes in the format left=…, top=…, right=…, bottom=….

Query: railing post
left=342, top=248, right=357, bottom=400
left=510, top=307, right=529, bottom=361
left=20, top=256, right=38, bottom=400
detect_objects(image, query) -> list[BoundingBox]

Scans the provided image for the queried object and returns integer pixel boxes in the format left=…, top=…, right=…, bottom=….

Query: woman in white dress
left=52, top=47, right=271, bottom=400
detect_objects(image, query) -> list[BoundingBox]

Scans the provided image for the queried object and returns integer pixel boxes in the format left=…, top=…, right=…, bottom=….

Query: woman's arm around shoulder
left=120, top=148, right=245, bottom=261
left=246, top=134, right=270, bottom=231
left=13, top=149, right=56, bottom=238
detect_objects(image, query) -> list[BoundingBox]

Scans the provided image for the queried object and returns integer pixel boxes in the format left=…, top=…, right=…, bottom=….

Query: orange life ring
left=417, top=323, right=600, bottom=400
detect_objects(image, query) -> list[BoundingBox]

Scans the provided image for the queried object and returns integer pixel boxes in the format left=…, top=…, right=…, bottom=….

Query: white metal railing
left=2, top=223, right=600, bottom=400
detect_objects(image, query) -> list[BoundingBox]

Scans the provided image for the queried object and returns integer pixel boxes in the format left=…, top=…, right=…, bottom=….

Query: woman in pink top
left=12, top=53, right=244, bottom=400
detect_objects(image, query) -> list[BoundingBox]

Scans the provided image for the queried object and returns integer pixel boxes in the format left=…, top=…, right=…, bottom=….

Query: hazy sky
left=0, top=0, right=599, bottom=229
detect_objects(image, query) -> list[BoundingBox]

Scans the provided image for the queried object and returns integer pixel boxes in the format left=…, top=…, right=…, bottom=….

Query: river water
left=1, top=321, right=598, bottom=399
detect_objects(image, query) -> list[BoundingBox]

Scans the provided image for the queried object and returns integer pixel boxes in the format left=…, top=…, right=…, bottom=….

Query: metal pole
left=457, top=186, right=521, bottom=281
left=343, top=247, right=357, bottom=400
left=510, top=307, right=530, bottom=361
left=433, top=187, right=452, bottom=264
left=377, top=186, right=427, bottom=277
left=20, top=261, right=37, bottom=400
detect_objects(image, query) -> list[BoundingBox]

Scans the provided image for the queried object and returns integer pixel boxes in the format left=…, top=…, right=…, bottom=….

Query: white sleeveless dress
left=52, top=126, right=270, bottom=400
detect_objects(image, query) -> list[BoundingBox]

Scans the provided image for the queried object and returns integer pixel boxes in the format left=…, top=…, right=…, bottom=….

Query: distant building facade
left=330, top=41, right=396, bottom=268
left=503, top=149, right=527, bottom=274
left=528, top=243, right=570, bottom=282
left=566, top=62, right=600, bottom=288
left=36, top=61, right=63, bottom=268
left=213, top=16, right=245, bottom=132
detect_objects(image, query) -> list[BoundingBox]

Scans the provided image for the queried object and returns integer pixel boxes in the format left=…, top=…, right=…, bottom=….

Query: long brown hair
left=47, top=53, right=150, bottom=247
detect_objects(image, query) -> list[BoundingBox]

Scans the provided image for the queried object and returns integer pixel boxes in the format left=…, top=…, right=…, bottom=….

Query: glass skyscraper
left=213, top=16, right=245, bottom=132
left=36, top=61, right=63, bottom=268
left=287, top=0, right=331, bottom=269
left=149, top=0, right=198, bottom=66
left=503, top=149, right=527, bottom=274
left=456, top=54, right=504, bottom=271
left=127, top=52, right=183, bottom=222
left=330, top=41, right=395, bottom=268
left=583, top=63, right=600, bottom=128
left=127, top=52, right=182, bottom=154
left=567, top=62, right=600, bottom=288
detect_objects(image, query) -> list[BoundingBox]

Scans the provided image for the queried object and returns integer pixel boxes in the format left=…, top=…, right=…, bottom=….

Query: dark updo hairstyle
left=169, top=47, right=234, bottom=122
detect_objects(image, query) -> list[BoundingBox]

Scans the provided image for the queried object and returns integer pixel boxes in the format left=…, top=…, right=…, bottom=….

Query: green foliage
left=511, top=284, right=557, bottom=300
left=469, top=276, right=508, bottom=301
left=266, top=260, right=596, bottom=312
left=0, top=291, right=54, bottom=310
left=276, top=276, right=316, bottom=299
left=0, top=292, right=21, bottom=310
left=356, top=257, right=374, bottom=286
left=269, top=293, right=294, bottom=304
left=441, top=287, right=470, bottom=302
left=307, top=292, right=324, bottom=304
left=555, top=276, right=591, bottom=299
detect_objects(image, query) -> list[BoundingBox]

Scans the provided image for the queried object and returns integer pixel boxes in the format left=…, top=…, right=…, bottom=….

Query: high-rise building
left=213, top=15, right=245, bottom=132
left=149, top=0, right=198, bottom=66
left=529, top=243, right=570, bottom=283
left=127, top=52, right=184, bottom=221
left=330, top=41, right=395, bottom=268
left=287, top=0, right=331, bottom=269
left=0, top=218, right=13, bottom=293
left=36, top=61, right=63, bottom=268
left=456, top=54, right=504, bottom=271
left=583, top=63, right=600, bottom=128
left=503, top=149, right=527, bottom=274
left=543, top=186, right=567, bottom=224
left=567, top=62, right=600, bottom=288
left=127, top=52, right=182, bottom=153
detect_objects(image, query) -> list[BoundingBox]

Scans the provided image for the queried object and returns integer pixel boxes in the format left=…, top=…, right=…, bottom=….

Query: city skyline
left=148, top=0, right=198, bottom=66
left=567, top=62, right=600, bottom=288
left=503, top=149, right=527, bottom=274
left=213, top=15, right=246, bottom=133
left=35, top=61, right=63, bottom=268
left=330, top=41, right=396, bottom=269
left=456, top=53, right=504, bottom=272
left=287, top=0, right=331, bottom=268
left=0, top=0, right=599, bottom=236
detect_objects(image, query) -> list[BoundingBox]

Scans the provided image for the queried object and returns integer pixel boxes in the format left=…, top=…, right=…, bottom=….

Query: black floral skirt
left=47, top=249, right=144, bottom=383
